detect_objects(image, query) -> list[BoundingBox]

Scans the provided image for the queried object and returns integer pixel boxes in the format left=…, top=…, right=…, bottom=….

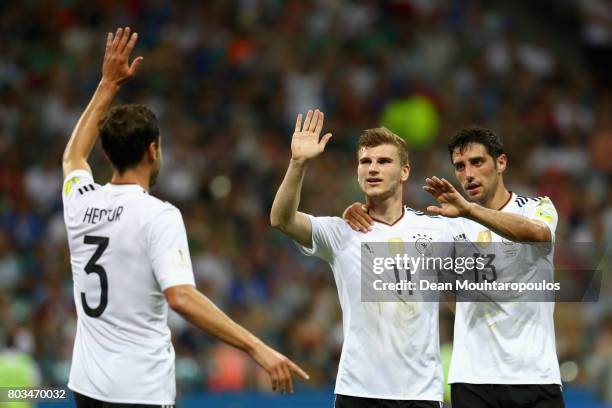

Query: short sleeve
left=62, top=169, right=97, bottom=205
left=526, top=197, right=558, bottom=242
left=297, top=215, right=348, bottom=263
left=148, top=207, right=196, bottom=291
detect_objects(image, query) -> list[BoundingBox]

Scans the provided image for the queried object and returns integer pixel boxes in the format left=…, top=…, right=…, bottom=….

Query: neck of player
left=110, top=165, right=151, bottom=192
left=365, top=191, right=404, bottom=225
left=480, top=179, right=511, bottom=210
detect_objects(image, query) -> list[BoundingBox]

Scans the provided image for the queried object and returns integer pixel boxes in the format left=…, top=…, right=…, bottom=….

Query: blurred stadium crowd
left=0, top=0, right=611, bottom=403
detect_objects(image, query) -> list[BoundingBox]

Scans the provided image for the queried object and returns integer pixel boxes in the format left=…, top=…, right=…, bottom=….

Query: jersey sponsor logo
left=476, top=230, right=492, bottom=248
left=64, top=176, right=79, bottom=195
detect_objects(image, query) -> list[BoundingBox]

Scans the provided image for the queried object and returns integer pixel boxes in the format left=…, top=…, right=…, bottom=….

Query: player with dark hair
left=271, top=112, right=454, bottom=407
left=98, top=104, right=161, bottom=177
left=62, top=27, right=307, bottom=408
left=344, top=126, right=565, bottom=408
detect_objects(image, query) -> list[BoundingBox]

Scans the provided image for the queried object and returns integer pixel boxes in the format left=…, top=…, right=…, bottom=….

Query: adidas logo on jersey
left=453, top=233, right=468, bottom=242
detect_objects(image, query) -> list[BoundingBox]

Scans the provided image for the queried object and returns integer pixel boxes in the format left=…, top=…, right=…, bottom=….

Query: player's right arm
left=270, top=109, right=332, bottom=247
left=165, top=285, right=308, bottom=394
left=62, top=27, right=143, bottom=179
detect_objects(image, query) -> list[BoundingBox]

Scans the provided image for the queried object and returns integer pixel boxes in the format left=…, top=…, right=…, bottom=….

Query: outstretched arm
left=423, top=177, right=551, bottom=242
left=165, top=285, right=308, bottom=394
left=62, top=27, right=143, bottom=179
left=270, top=109, right=332, bottom=247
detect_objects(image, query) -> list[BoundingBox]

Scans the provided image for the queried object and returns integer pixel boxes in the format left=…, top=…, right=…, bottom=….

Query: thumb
left=319, top=133, right=332, bottom=148
left=128, top=56, right=144, bottom=76
left=426, top=205, right=443, bottom=215
left=289, top=360, right=310, bottom=380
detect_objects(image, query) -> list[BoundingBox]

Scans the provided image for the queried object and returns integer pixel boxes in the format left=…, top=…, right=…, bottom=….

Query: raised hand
left=291, top=109, right=332, bottom=161
left=250, top=342, right=309, bottom=394
left=423, top=176, right=472, bottom=218
left=102, top=27, right=143, bottom=86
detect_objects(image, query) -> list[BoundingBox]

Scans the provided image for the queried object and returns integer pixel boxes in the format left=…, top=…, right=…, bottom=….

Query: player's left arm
left=62, top=27, right=143, bottom=179
left=423, top=176, right=554, bottom=242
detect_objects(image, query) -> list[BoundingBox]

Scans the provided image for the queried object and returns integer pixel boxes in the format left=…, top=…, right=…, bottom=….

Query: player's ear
left=496, top=154, right=507, bottom=173
left=147, top=142, right=158, bottom=162
left=401, top=163, right=410, bottom=182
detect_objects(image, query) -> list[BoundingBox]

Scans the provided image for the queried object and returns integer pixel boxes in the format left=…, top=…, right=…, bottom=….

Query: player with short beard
left=62, top=27, right=307, bottom=408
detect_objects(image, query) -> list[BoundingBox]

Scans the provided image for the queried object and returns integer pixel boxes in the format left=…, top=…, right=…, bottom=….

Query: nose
left=464, top=163, right=474, bottom=181
left=368, top=162, right=379, bottom=174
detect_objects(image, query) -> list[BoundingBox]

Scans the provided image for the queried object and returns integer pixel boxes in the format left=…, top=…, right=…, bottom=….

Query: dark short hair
left=357, top=127, right=409, bottom=166
left=447, top=126, right=504, bottom=161
left=99, top=104, right=159, bottom=173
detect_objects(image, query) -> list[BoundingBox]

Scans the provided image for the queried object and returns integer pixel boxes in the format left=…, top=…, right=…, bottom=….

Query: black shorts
left=74, top=392, right=175, bottom=408
left=334, top=394, right=441, bottom=408
left=451, top=383, right=565, bottom=408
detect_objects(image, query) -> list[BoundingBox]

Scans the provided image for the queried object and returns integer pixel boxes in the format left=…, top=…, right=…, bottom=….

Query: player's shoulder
left=404, top=206, right=445, bottom=225
left=311, top=215, right=352, bottom=233
left=63, top=170, right=99, bottom=199
left=403, top=206, right=457, bottom=236
left=139, top=194, right=181, bottom=219
left=513, top=194, right=556, bottom=210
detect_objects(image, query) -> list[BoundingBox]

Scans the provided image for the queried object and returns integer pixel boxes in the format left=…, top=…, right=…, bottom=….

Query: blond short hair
left=357, top=127, right=409, bottom=166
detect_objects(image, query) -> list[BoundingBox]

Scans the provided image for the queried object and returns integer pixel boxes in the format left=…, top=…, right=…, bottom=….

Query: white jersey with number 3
left=448, top=193, right=561, bottom=385
left=62, top=170, right=195, bottom=404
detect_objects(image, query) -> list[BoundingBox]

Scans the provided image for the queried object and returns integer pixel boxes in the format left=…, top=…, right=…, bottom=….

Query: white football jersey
left=448, top=193, right=561, bottom=385
left=299, top=207, right=454, bottom=401
left=62, top=170, right=195, bottom=404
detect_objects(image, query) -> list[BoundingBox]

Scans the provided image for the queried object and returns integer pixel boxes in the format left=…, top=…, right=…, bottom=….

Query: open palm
left=291, top=109, right=332, bottom=161
left=102, top=27, right=143, bottom=86
left=423, top=177, right=471, bottom=218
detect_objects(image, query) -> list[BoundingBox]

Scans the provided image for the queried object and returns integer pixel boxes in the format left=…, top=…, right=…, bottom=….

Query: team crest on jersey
left=413, top=233, right=433, bottom=255
left=476, top=230, right=492, bottom=248
left=64, top=176, right=79, bottom=195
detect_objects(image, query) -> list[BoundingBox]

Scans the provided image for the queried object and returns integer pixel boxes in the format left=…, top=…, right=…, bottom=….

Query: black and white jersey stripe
left=404, top=206, right=441, bottom=218
left=515, top=195, right=546, bottom=208
left=77, top=184, right=96, bottom=195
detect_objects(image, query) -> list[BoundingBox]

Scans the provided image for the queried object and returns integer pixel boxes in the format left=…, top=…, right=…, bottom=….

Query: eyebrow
left=453, top=155, right=486, bottom=164
left=360, top=156, right=394, bottom=161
